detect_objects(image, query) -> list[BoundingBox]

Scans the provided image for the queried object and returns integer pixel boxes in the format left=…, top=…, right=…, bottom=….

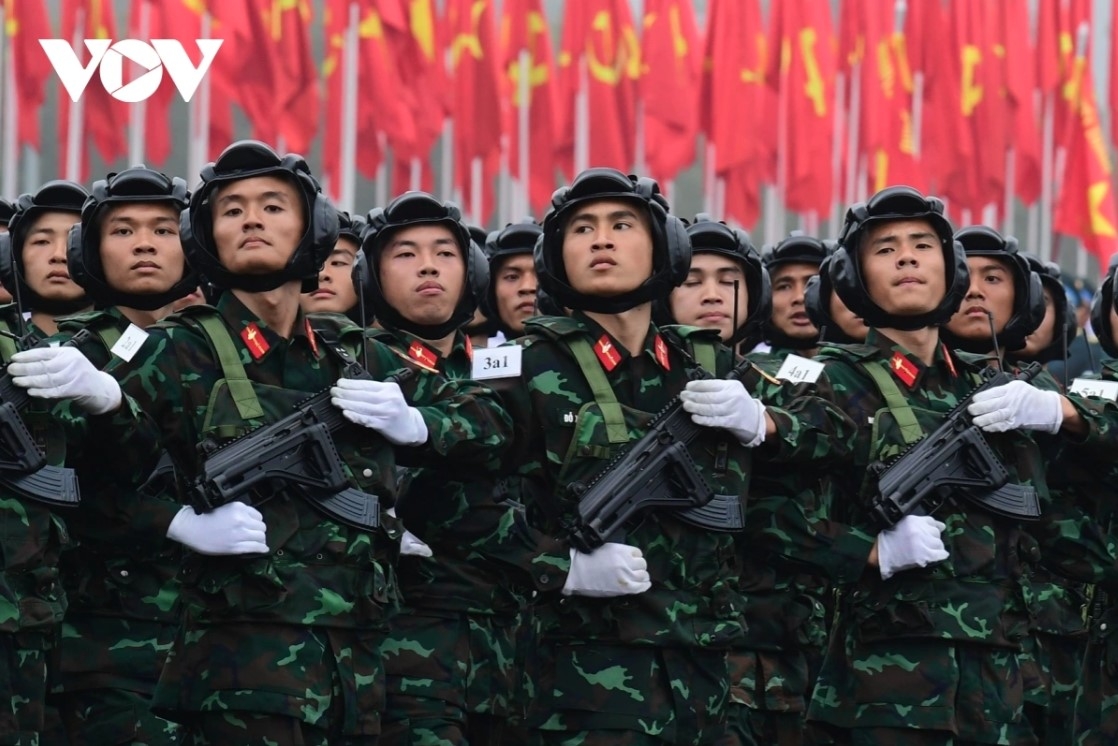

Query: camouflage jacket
left=489, top=312, right=853, bottom=648
left=82, top=294, right=510, bottom=629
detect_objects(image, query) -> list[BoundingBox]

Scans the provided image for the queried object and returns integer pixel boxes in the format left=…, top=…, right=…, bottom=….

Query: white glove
left=876, top=515, right=949, bottom=580
left=966, top=380, right=1064, bottom=434
left=9, top=346, right=122, bottom=415
left=562, top=542, right=652, bottom=598
left=166, top=502, right=269, bottom=555
left=679, top=379, right=767, bottom=447
left=330, top=378, right=428, bottom=446
left=400, top=530, right=434, bottom=557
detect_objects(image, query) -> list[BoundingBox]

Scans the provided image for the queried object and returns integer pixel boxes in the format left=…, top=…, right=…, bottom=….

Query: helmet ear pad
left=1093, top=273, right=1118, bottom=358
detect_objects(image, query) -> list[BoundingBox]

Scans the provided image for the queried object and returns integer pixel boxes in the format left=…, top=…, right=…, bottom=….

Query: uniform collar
left=217, top=292, right=317, bottom=363
left=574, top=311, right=673, bottom=373
left=382, top=324, right=472, bottom=373
left=867, top=328, right=958, bottom=389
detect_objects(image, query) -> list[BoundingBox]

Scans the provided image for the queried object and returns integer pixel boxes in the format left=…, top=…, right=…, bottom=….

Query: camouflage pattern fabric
left=74, top=295, right=509, bottom=741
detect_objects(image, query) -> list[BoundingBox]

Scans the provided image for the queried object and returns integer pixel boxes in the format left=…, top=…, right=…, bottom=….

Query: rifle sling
left=863, top=361, right=924, bottom=446
left=192, top=313, right=264, bottom=421
left=568, top=337, right=629, bottom=444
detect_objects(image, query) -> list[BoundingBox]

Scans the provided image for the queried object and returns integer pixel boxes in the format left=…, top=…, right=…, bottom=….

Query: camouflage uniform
left=79, top=295, right=509, bottom=745
left=362, top=324, right=530, bottom=746
left=44, top=306, right=184, bottom=745
left=487, top=312, right=853, bottom=745
left=807, top=329, right=1118, bottom=745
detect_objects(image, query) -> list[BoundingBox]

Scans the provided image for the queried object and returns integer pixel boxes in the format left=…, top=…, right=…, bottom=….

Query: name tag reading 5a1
left=471, top=346, right=523, bottom=380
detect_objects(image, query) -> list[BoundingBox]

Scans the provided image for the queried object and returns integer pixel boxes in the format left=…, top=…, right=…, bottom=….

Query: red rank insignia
left=464, top=333, right=473, bottom=361
left=241, top=323, right=270, bottom=360
left=408, top=340, right=439, bottom=369
left=304, top=318, right=319, bottom=357
left=889, top=351, right=919, bottom=388
left=595, top=334, right=622, bottom=372
left=941, top=344, right=958, bottom=378
left=653, top=335, right=671, bottom=371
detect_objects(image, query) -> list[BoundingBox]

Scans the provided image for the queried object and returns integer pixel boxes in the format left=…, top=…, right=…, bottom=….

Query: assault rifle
left=869, top=363, right=1044, bottom=529
left=191, top=364, right=415, bottom=530
left=565, top=358, right=755, bottom=553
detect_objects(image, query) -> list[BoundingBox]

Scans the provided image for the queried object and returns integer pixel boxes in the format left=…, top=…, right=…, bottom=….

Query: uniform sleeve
left=746, top=365, right=857, bottom=466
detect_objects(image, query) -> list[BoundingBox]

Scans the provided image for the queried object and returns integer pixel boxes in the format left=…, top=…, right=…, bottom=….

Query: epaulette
left=305, top=310, right=364, bottom=339
left=953, top=349, right=999, bottom=370
left=521, top=314, right=587, bottom=341
left=659, top=323, right=723, bottom=347
left=153, top=301, right=219, bottom=331
left=815, top=342, right=880, bottom=363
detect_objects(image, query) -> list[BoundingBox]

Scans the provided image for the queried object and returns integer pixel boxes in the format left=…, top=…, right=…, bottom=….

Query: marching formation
left=2, top=141, right=1118, bottom=746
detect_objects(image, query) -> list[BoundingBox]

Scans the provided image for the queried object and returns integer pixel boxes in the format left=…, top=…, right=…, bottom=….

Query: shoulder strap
left=567, top=337, right=629, bottom=444
left=0, top=318, right=17, bottom=362
left=691, top=338, right=718, bottom=376
left=188, top=312, right=264, bottom=421
left=92, top=320, right=123, bottom=353
left=862, top=360, right=923, bottom=445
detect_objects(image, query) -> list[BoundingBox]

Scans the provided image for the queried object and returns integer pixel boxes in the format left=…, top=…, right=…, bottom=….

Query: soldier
left=805, top=255, right=867, bottom=345
left=0, top=196, right=15, bottom=303
left=483, top=219, right=541, bottom=339
left=479, top=168, right=853, bottom=745
left=806, top=187, right=1118, bottom=745
left=300, top=208, right=363, bottom=316
left=1016, top=255, right=1078, bottom=370
left=762, top=233, right=829, bottom=355
left=46, top=166, right=198, bottom=745
left=9, top=141, right=510, bottom=745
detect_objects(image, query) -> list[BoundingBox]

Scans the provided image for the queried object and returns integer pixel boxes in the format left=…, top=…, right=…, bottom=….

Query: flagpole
left=197, top=11, right=213, bottom=171
left=703, top=141, right=716, bottom=213
left=1039, top=92, right=1055, bottom=262
left=634, top=99, right=645, bottom=175
left=1003, top=149, right=1015, bottom=235
left=441, top=43, right=454, bottom=202
left=499, top=134, right=511, bottom=224
left=575, top=55, right=589, bottom=174
left=768, top=54, right=790, bottom=246
left=1, top=5, right=18, bottom=197
left=830, top=69, right=846, bottom=237
left=65, top=8, right=86, bottom=182
left=376, top=132, right=388, bottom=205
left=518, top=49, right=531, bottom=218
left=339, top=1, right=360, bottom=212
left=410, top=157, right=421, bottom=192
left=470, top=156, right=482, bottom=225
left=129, top=0, right=151, bottom=165
left=844, top=59, right=862, bottom=208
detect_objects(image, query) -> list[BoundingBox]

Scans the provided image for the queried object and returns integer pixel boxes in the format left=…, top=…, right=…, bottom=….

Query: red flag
left=256, top=0, right=319, bottom=154
left=1002, top=0, right=1042, bottom=205
left=211, top=0, right=275, bottom=144
left=500, top=0, right=558, bottom=213
left=9, top=0, right=53, bottom=151
left=1054, top=51, right=1118, bottom=269
left=768, top=0, right=836, bottom=215
left=639, top=0, right=701, bottom=186
left=555, top=0, right=639, bottom=176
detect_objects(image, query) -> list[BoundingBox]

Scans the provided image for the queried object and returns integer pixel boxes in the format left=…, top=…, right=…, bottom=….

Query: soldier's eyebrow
left=569, top=208, right=640, bottom=225
left=977, top=262, right=1009, bottom=275
left=106, top=215, right=178, bottom=225
left=215, top=190, right=292, bottom=207
left=870, top=229, right=936, bottom=246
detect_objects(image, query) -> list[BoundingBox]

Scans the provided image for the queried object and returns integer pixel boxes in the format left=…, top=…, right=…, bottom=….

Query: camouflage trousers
left=151, top=622, right=385, bottom=738
left=1019, top=630, right=1082, bottom=746
left=0, top=630, right=52, bottom=746
left=51, top=688, right=181, bottom=746
left=183, top=712, right=377, bottom=745
left=808, top=626, right=1034, bottom=744
left=716, top=703, right=803, bottom=746
left=807, top=726, right=1020, bottom=745
left=380, top=610, right=519, bottom=746
left=528, top=644, right=730, bottom=744
left=1073, top=601, right=1118, bottom=745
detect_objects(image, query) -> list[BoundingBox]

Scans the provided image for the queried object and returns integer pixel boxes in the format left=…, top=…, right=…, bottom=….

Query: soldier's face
left=493, top=253, right=537, bottom=333
left=378, top=225, right=465, bottom=328
left=301, top=237, right=359, bottom=315
left=1020, top=286, right=1056, bottom=357
left=769, top=262, right=819, bottom=342
left=669, top=253, right=748, bottom=342
left=562, top=200, right=654, bottom=298
left=99, top=203, right=185, bottom=296
left=22, top=210, right=84, bottom=302
left=859, top=219, right=947, bottom=318
left=212, top=176, right=305, bottom=276
left=945, top=256, right=1016, bottom=342
left=828, top=287, right=867, bottom=341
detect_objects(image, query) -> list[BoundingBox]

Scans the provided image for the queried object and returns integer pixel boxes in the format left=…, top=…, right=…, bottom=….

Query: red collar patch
left=654, top=334, right=671, bottom=371
left=408, top=340, right=439, bottom=369
left=889, top=351, right=919, bottom=388
left=594, top=334, right=622, bottom=372
left=241, top=323, right=270, bottom=360
left=464, top=333, right=473, bottom=361
left=941, top=344, right=958, bottom=378
left=304, top=318, right=319, bottom=357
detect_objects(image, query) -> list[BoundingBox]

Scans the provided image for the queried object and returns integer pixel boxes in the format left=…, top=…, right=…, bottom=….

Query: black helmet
left=761, top=232, right=831, bottom=350
left=535, top=286, right=565, bottom=316
left=1019, top=252, right=1077, bottom=363
left=830, top=185, right=969, bottom=331
left=67, top=165, right=195, bottom=311
left=1091, top=255, right=1118, bottom=358
left=656, top=213, right=770, bottom=347
left=536, top=168, right=690, bottom=314
left=0, top=198, right=15, bottom=228
left=805, top=253, right=864, bottom=344
left=359, top=192, right=487, bottom=339
left=336, top=209, right=367, bottom=245
left=180, top=140, right=339, bottom=293
left=941, top=226, right=1045, bottom=354
left=483, top=218, right=542, bottom=333
left=0, top=180, right=89, bottom=315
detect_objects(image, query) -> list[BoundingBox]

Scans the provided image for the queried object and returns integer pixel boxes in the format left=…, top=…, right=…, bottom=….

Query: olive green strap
left=94, top=323, right=122, bottom=354
left=864, top=361, right=923, bottom=445
left=192, top=314, right=264, bottom=421
left=568, top=338, right=629, bottom=444
left=693, top=339, right=717, bottom=376
left=0, top=322, right=17, bottom=362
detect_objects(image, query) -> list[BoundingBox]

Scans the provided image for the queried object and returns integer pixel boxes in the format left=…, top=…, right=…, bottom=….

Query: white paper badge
left=775, top=353, right=824, bottom=384
left=471, top=345, right=523, bottom=380
left=1069, top=377, right=1118, bottom=401
left=109, top=323, right=149, bottom=363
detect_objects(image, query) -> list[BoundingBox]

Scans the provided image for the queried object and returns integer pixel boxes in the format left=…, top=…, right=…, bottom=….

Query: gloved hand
left=967, top=380, right=1064, bottom=434
left=385, top=507, right=434, bottom=558
left=876, top=515, right=949, bottom=580
left=330, top=378, right=428, bottom=446
left=166, top=502, right=269, bottom=555
left=680, top=379, right=767, bottom=447
left=9, top=346, right=122, bottom=415
left=562, top=542, right=652, bottom=598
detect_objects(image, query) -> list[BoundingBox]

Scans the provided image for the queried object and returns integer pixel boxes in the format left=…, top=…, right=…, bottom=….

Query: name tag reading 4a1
left=471, top=346, right=523, bottom=380
left=39, top=38, right=223, bottom=103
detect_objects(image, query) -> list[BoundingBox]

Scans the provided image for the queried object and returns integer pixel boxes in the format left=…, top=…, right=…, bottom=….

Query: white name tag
left=471, top=345, right=522, bottom=380
left=1069, top=377, right=1118, bottom=401
left=775, top=353, right=824, bottom=384
left=109, top=323, right=149, bottom=363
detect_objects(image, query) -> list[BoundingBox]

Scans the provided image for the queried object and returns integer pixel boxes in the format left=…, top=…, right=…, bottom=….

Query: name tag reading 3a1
left=471, top=346, right=523, bottom=380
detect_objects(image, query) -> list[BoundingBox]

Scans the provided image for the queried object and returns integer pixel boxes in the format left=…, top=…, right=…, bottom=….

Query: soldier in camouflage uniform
left=345, top=191, right=528, bottom=746
left=0, top=197, right=16, bottom=304
left=476, top=169, right=854, bottom=745
left=761, top=233, right=828, bottom=356
left=483, top=219, right=541, bottom=340
left=41, top=166, right=198, bottom=745
left=10, top=141, right=510, bottom=746
left=804, top=256, right=867, bottom=346
left=300, top=208, right=363, bottom=317
left=805, top=186, right=1118, bottom=745
left=0, top=181, right=87, bottom=744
